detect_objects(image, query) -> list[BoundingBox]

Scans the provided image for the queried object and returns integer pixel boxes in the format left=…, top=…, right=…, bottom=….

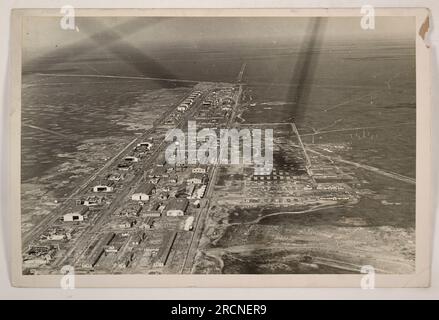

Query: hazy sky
left=23, top=16, right=415, bottom=62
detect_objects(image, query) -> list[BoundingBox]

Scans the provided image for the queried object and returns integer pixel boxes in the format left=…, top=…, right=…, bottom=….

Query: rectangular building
left=166, top=198, right=189, bottom=216
left=131, top=183, right=156, bottom=201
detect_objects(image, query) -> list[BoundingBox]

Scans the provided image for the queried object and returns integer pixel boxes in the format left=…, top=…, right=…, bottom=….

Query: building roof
left=188, top=173, right=205, bottom=180
left=64, top=212, right=84, bottom=218
left=148, top=166, right=170, bottom=178
left=134, top=183, right=156, bottom=195
left=193, top=165, right=207, bottom=170
left=166, top=198, right=189, bottom=212
left=95, top=180, right=115, bottom=187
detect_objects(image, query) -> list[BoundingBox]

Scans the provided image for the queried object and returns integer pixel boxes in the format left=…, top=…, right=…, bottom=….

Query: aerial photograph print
left=20, top=14, right=416, bottom=277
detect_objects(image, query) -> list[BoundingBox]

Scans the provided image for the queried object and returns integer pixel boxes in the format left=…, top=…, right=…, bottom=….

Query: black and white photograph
left=7, top=8, right=432, bottom=288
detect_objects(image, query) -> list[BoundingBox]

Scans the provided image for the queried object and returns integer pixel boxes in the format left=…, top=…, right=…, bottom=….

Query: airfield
left=21, top=26, right=415, bottom=275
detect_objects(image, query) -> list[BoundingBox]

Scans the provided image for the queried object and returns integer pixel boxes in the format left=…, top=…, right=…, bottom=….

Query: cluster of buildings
left=40, top=227, right=72, bottom=241
left=76, top=90, right=213, bottom=270
left=58, top=140, right=159, bottom=223
left=129, top=164, right=209, bottom=218
left=232, top=134, right=357, bottom=209
left=164, top=91, right=203, bottom=126
left=177, top=91, right=202, bottom=112
left=192, top=88, right=236, bottom=128
left=23, top=88, right=219, bottom=274
left=23, top=245, right=58, bottom=268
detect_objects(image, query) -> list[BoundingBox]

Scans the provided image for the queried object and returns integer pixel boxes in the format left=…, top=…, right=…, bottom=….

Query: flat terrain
left=193, top=39, right=416, bottom=274
left=22, top=31, right=415, bottom=274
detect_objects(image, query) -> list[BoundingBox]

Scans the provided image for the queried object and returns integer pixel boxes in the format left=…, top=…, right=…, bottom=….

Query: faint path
left=23, top=123, right=77, bottom=140
left=295, top=145, right=416, bottom=185
left=201, top=249, right=225, bottom=273
left=226, top=204, right=344, bottom=226
left=300, top=122, right=415, bottom=137
left=36, top=73, right=202, bottom=84
left=290, top=123, right=314, bottom=183
left=324, top=93, right=372, bottom=112
left=202, top=244, right=410, bottom=274
left=315, top=118, right=343, bottom=133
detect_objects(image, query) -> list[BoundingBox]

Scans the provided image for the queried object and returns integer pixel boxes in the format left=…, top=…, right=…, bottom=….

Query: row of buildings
left=177, top=91, right=202, bottom=112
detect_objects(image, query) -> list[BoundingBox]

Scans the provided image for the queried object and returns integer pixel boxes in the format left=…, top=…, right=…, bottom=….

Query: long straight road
left=180, top=72, right=244, bottom=273
left=290, top=122, right=316, bottom=185
left=57, top=89, right=212, bottom=269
